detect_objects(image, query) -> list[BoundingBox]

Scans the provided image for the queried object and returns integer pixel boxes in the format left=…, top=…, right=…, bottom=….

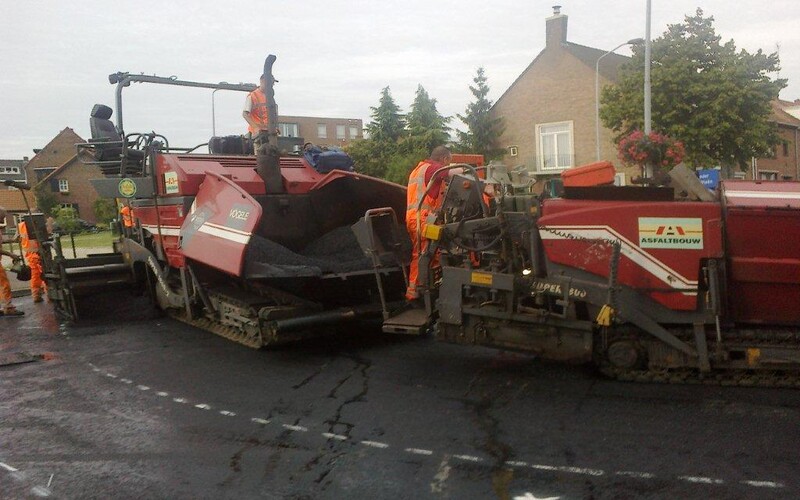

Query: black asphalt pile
left=246, top=226, right=370, bottom=276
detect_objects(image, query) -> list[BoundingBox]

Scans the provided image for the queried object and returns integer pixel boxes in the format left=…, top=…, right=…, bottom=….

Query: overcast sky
left=1, top=0, right=798, bottom=159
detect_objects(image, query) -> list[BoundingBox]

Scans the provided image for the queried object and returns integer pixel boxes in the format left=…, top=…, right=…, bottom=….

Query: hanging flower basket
left=617, top=130, right=685, bottom=173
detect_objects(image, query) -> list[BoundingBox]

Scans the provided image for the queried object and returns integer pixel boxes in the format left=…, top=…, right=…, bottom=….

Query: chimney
left=546, top=5, right=568, bottom=48
left=23, top=156, right=29, bottom=162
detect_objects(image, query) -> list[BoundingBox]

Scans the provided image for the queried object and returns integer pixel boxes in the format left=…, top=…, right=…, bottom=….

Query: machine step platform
left=382, top=307, right=430, bottom=335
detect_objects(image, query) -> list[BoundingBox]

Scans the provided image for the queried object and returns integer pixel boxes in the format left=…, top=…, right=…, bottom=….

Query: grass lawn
left=59, top=230, right=116, bottom=249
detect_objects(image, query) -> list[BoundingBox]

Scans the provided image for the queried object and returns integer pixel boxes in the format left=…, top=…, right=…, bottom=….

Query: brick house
left=37, top=152, right=104, bottom=223
left=277, top=116, right=363, bottom=148
left=745, top=101, right=800, bottom=181
left=489, top=7, right=638, bottom=186
left=24, top=128, right=85, bottom=187
left=0, top=158, right=29, bottom=188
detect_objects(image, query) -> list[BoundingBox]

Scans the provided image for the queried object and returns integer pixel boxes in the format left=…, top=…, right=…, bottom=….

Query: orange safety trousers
left=0, top=266, right=11, bottom=310
left=26, top=252, right=46, bottom=299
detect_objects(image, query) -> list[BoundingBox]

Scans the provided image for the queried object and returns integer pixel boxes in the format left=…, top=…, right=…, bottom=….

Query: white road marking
left=18, top=326, right=43, bottom=330
left=741, top=480, right=784, bottom=488
left=513, top=493, right=561, bottom=500
left=83, top=365, right=789, bottom=492
left=360, top=440, right=390, bottom=449
left=678, top=476, right=724, bottom=485
left=615, top=471, right=656, bottom=479
left=0, top=462, right=19, bottom=472
left=505, top=460, right=529, bottom=467
left=430, top=456, right=451, bottom=494
left=31, top=486, right=51, bottom=497
left=405, top=448, right=433, bottom=456
left=531, top=464, right=604, bottom=476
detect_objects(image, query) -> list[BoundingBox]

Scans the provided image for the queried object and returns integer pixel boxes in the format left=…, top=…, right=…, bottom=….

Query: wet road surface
left=1, top=295, right=799, bottom=499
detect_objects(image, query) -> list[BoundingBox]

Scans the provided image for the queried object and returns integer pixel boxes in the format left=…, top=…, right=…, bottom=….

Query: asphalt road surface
left=1, top=295, right=799, bottom=499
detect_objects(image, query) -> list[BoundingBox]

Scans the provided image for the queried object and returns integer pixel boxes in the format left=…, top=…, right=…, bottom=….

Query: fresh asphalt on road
left=1, top=294, right=798, bottom=499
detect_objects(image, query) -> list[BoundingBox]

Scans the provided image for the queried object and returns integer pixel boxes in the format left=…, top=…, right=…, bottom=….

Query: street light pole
left=644, top=0, right=652, bottom=135
left=595, top=38, right=645, bottom=161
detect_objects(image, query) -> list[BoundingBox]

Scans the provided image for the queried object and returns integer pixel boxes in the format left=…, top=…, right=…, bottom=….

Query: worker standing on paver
left=120, top=201, right=134, bottom=236
left=0, top=207, right=24, bottom=316
left=405, top=146, right=452, bottom=302
left=17, top=218, right=46, bottom=303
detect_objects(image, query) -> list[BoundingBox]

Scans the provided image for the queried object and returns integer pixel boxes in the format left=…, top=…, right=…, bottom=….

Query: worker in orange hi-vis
left=120, top=203, right=134, bottom=231
left=17, top=219, right=46, bottom=303
left=243, top=72, right=281, bottom=155
left=0, top=207, right=24, bottom=316
left=405, top=145, right=452, bottom=302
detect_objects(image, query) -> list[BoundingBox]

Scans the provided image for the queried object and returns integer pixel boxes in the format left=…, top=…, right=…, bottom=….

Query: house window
left=35, top=168, right=56, bottom=181
left=508, top=146, right=519, bottom=157
left=536, top=121, right=574, bottom=170
left=58, top=179, right=69, bottom=193
left=0, top=166, right=20, bottom=174
left=278, top=123, right=299, bottom=137
left=317, top=124, right=327, bottom=139
left=349, top=126, right=359, bottom=139
left=733, top=172, right=746, bottom=180
left=759, top=171, right=778, bottom=180
left=783, top=141, right=789, bottom=157
left=336, top=125, right=346, bottom=140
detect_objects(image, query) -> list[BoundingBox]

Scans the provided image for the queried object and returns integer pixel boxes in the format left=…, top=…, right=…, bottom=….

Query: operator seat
left=89, top=104, right=145, bottom=175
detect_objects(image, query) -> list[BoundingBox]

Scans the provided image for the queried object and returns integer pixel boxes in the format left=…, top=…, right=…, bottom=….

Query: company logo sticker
left=118, top=178, right=137, bottom=198
left=226, top=204, right=252, bottom=230
left=164, top=171, right=179, bottom=194
left=639, top=217, right=703, bottom=249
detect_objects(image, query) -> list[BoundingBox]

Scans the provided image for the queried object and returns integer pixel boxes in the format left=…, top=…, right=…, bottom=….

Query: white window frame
left=58, top=179, right=69, bottom=193
left=508, top=146, right=519, bottom=157
left=317, top=124, right=327, bottom=139
left=278, top=123, right=299, bottom=138
left=536, top=120, right=574, bottom=171
left=349, top=126, right=359, bottom=139
left=614, top=172, right=626, bottom=186
left=758, top=170, right=778, bottom=181
left=336, top=125, right=346, bottom=140
left=0, top=166, right=20, bottom=174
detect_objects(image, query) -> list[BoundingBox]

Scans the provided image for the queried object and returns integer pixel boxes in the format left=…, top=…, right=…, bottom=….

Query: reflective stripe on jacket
left=406, top=160, right=441, bottom=226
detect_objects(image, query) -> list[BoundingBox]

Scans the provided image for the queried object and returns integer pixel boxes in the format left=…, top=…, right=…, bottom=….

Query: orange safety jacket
left=246, top=88, right=269, bottom=135
left=18, top=221, right=39, bottom=253
left=120, top=205, right=134, bottom=228
left=406, top=160, right=446, bottom=231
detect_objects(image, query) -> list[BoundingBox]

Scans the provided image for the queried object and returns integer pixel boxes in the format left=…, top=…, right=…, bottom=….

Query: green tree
left=601, top=9, right=785, bottom=170
left=403, top=85, right=451, bottom=153
left=366, top=86, right=406, bottom=145
left=54, top=207, right=80, bottom=234
left=345, top=137, right=395, bottom=179
left=457, top=67, right=504, bottom=159
left=93, top=198, right=117, bottom=225
left=34, top=184, right=59, bottom=216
